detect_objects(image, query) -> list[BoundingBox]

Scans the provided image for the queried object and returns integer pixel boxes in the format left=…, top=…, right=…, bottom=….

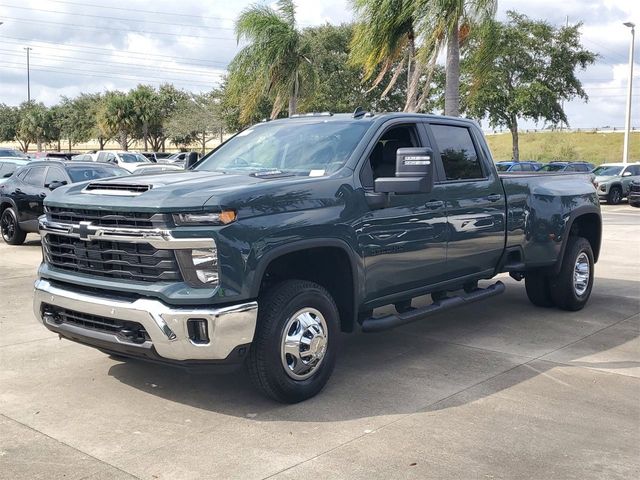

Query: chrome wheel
left=573, top=252, right=590, bottom=296
left=1, top=211, right=16, bottom=242
left=280, top=307, right=328, bottom=380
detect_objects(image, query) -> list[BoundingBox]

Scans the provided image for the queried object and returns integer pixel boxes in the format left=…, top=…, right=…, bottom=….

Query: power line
left=0, top=3, right=236, bottom=31
left=0, top=60, right=220, bottom=88
left=0, top=35, right=232, bottom=68
left=0, top=48, right=225, bottom=78
left=0, top=15, right=237, bottom=42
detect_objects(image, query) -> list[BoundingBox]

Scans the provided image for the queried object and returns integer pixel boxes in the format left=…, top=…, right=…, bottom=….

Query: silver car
left=592, top=163, right=640, bottom=204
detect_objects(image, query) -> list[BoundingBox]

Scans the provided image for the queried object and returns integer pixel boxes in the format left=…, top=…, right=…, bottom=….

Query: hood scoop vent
left=83, top=182, right=152, bottom=196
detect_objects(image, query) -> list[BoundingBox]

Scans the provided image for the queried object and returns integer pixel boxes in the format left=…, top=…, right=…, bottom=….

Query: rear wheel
left=607, top=186, right=622, bottom=205
left=549, top=237, right=594, bottom=311
left=525, top=271, right=555, bottom=307
left=247, top=280, right=339, bottom=403
left=1, top=208, right=26, bottom=245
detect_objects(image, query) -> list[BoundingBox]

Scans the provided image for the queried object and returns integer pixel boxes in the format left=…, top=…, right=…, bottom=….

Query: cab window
left=430, top=124, right=484, bottom=181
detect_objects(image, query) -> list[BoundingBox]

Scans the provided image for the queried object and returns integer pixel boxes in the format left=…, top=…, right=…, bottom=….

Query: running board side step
left=361, top=281, right=505, bottom=333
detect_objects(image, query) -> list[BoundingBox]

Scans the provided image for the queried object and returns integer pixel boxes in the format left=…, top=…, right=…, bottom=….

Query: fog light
left=187, top=318, right=209, bottom=344
left=191, top=248, right=218, bottom=285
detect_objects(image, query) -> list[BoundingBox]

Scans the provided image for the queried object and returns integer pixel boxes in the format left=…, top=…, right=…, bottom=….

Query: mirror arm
left=365, top=191, right=389, bottom=210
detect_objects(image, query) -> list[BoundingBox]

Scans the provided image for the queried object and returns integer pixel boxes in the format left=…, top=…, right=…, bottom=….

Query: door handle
left=486, top=194, right=502, bottom=202
left=425, top=200, right=444, bottom=209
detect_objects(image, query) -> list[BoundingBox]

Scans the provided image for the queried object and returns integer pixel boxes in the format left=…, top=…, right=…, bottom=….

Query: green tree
left=147, top=84, right=190, bottom=152
left=16, top=102, right=50, bottom=152
left=424, top=0, right=497, bottom=117
left=59, top=93, right=101, bottom=150
left=464, top=12, right=596, bottom=160
left=350, top=0, right=434, bottom=112
left=130, top=84, right=156, bottom=151
left=97, top=91, right=138, bottom=151
left=228, top=0, right=313, bottom=123
left=0, top=104, right=19, bottom=144
left=166, top=91, right=224, bottom=153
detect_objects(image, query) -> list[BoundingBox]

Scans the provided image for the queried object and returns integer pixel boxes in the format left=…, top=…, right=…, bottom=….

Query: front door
left=356, top=122, right=449, bottom=304
left=427, top=122, right=506, bottom=279
left=17, top=165, right=48, bottom=230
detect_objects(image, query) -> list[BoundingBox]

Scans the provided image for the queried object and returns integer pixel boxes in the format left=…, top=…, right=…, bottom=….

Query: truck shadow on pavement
left=107, top=276, right=639, bottom=421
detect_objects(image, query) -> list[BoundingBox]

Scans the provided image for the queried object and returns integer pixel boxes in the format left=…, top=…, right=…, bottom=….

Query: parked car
left=0, top=158, right=30, bottom=185
left=34, top=112, right=601, bottom=403
left=0, top=148, right=29, bottom=160
left=537, top=161, right=594, bottom=173
left=43, top=152, right=75, bottom=161
left=94, top=151, right=152, bottom=172
left=71, top=153, right=98, bottom=162
left=628, top=180, right=640, bottom=207
left=142, top=152, right=174, bottom=163
left=0, top=160, right=129, bottom=245
left=495, top=161, right=541, bottom=172
left=591, top=163, right=640, bottom=204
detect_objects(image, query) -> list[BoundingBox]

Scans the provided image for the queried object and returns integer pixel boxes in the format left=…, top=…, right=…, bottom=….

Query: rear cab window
left=429, top=124, right=485, bottom=181
left=24, top=166, right=47, bottom=186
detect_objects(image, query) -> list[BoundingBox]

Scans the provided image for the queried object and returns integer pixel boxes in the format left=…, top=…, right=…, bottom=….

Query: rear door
left=426, top=122, right=506, bottom=279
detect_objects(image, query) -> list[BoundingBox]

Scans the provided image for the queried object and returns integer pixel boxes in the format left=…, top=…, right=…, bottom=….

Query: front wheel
left=549, top=236, right=595, bottom=311
left=607, top=186, right=622, bottom=205
left=1, top=208, right=27, bottom=245
left=247, top=280, right=340, bottom=403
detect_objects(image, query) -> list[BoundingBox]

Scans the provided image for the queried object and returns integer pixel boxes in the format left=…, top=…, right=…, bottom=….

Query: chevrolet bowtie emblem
left=78, top=221, right=92, bottom=240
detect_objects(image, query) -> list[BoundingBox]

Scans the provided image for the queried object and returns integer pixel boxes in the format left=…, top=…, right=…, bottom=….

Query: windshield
left=538, top=164, right=566, bottom=172
left=196, top=121, right=370, bottom=175
left=120, top=153, right=149, bottom=163
left=495, top=164, right=511, bottom=171
left=592, top=166, right=623, bottom=176
left=67, top=166, right=129, bottom=182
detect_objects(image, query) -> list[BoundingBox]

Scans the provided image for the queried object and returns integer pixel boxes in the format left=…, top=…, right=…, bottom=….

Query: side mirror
left=622, top=171, right=632, bottom=177
left=374, top=147, right=434, bottom=194
left=186, top=152, right=199, bottom=169
left=47, top=180, right=67, bottom=190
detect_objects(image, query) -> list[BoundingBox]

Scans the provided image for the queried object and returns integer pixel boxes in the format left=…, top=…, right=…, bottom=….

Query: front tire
left=1, top=208, right=26, bottom=245
left=549, top=237, right=595, bottom=311
left=607, top=186, right=622, bottom=205
left=247, top=280, right=340, bottom=403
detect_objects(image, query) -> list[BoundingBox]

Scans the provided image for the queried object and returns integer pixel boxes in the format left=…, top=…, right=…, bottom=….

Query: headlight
left=191, top=248, right=219, bottom=284
left=173, top=211, right=236, bottom=226
left=176, top=245, right=219, bottom=287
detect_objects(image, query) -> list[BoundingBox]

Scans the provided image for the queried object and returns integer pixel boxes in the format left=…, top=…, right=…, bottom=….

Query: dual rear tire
left=525, top=236, right=594, bottom=311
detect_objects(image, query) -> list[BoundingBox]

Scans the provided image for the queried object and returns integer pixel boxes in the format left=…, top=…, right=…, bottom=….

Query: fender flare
left=249, top=238, right=364, bottom=330
left=552, top=205, right=601, bottom=274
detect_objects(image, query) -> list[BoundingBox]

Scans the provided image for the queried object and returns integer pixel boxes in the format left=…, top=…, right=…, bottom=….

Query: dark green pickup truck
left=33, top=113, right=601, bottom=402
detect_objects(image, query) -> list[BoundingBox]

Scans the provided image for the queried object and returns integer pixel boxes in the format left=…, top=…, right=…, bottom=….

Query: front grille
left=630, top=183, right=640, bottom=193
left=46, top=207, right=165, bottom=228
left=43, top=233, right=182, bottom=282
left=42, top=303, right=150, bottom=344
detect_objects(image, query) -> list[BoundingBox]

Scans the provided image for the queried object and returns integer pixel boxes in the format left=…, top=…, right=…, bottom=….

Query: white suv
left=95, top=151, right=151, bottom=173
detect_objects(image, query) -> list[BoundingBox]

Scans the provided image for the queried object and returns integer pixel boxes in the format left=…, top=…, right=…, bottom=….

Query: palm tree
left=350, top=0, right=433, bottom=112
left=424, top=0, right=497, bottom=116
left=228, top=0, right=312, bottom=123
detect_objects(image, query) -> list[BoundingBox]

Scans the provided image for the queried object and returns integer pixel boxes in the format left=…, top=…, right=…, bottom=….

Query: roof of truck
left=263, top=112, right=479, bottom=126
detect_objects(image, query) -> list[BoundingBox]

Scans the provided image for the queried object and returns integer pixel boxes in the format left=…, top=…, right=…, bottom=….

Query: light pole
left=24, top=47, right=32, bottom=102
left=623, top=22, right=635, bottom=164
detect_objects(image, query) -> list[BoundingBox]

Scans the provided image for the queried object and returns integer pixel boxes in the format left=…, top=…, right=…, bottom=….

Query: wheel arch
left=554, top=207, right=602, bottom=274
left=251, top=239, right=362, bottom=333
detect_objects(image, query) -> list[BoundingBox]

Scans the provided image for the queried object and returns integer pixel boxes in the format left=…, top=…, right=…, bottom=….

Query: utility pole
left=623, top=22, right=635, bottom=164
left=24, top=47, right=32, bottom=102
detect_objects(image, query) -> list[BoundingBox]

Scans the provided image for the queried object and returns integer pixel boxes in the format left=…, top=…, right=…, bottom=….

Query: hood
left=45, top=170, right=311, bottom=212
left=594, top=175, right=617, bottom=183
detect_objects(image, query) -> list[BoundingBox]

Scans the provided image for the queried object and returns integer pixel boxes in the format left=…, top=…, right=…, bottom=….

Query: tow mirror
left=374, top=147, right=434, bottom=194
left=186, top=151, right=199, bottom=169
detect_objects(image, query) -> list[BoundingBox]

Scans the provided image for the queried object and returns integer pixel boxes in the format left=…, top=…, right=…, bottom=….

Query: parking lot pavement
left=0, top=204, right=638, bottom=480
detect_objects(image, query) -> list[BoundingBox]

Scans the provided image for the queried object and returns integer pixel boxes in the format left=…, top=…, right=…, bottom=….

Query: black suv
left=0, top=160, right=129, bottom=245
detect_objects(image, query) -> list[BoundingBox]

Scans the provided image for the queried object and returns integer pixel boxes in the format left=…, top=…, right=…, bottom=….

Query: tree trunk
left=143, top=122, right=149, bottom=151
left=161, top=138, right=166, bottom=152
left=220, top=127, right=223, bottom=144
left=509, top=115, right=520, bottom=161
left=68, top=138, right=72, bottom=152
left=444, top=18, right=461, bottom=117
left=37, top=138, right=42, bottom=152
left=202, top=131, right=206, bottom=155
left=120, top=131, right=128, bottom=151
left=404, top=34, right=419, bottom=112
left=288, top=75, right=299, bottom=116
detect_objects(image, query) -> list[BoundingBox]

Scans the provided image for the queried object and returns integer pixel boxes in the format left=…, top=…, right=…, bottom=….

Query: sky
left=0, top=0, right=638, bottom=130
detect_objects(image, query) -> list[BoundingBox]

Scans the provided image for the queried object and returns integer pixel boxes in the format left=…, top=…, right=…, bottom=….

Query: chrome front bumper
left=33, top=279, right=258, bottom=361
